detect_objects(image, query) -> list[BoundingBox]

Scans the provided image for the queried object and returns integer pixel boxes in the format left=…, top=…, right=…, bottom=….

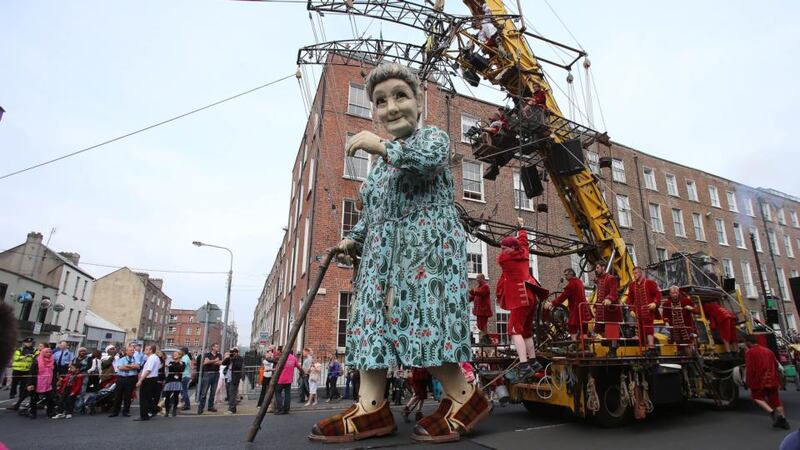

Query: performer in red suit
left=702, top=301, right=739, bottom=353
left=468, top=274, right=493, bottom=343
left=745, top=335, right=790, bottom=429
left=593, top=262, right=621, bottom=336
left=497, top=217, right=549, bottom=379
left=548, top=268, right=590, bottom=339
left=626, top=267, right=661, bottom=355
left=662, top=286, right=698, bottom=351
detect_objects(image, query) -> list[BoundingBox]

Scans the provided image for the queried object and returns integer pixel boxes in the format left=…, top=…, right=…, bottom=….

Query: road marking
left=514, top=423, right=567, bottom=432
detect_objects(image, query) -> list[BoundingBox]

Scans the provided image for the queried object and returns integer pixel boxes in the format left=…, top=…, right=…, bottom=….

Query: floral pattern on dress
left=345, top=126, right=472, bottom=369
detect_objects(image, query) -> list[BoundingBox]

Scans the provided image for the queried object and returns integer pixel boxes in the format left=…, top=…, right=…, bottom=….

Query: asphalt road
left=0, top=388, right=797, bottom=450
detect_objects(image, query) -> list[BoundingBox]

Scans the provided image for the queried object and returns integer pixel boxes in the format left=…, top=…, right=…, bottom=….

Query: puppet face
left=372, top=78, right=423, bottom=139
left=669, top=287, right=680, bottom=298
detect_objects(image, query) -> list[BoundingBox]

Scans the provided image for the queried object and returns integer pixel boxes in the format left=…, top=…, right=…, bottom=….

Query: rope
left=619, top=372, right=630, bottom=406
left=586, top=373, right=600, bottom=413
left=640, top=372, right=654, bottom=413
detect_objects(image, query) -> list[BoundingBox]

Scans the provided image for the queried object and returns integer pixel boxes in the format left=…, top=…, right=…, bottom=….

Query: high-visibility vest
left=11, top=347, right=37, bottom=372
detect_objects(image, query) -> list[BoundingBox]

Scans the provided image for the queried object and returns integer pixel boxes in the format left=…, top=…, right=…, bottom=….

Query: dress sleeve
left=346, top=216, right=367, bottom=245
left=385, top=127, right=449, bottom=177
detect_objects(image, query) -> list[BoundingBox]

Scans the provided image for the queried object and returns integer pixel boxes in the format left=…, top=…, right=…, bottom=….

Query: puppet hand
left=648, top=303, right=657, bottom=310
left=603, top=299, right=612, bottom=306
left=346, top=131, right=386, bottom=158
left=517, top=217, right=524, bottom=227
left=335, top=239, right=357, bottom=264
left=630, top=311, right=637, bottom=319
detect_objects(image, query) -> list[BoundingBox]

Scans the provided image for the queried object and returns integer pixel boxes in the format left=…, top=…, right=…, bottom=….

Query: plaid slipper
left=308, top=400, right=397, bottom=443
left=412, top=385, right=492, bottom=443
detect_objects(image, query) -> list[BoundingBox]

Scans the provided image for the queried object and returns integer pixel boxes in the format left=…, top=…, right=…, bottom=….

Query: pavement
left=1, top=386, right=798, bottom=450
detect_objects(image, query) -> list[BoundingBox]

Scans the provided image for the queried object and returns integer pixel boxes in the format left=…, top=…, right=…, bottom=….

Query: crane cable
left=0, top=73, right=296, bottom=181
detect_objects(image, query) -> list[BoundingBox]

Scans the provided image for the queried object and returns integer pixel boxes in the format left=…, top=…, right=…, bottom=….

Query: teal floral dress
left=345, top=125, right=472, bottom=370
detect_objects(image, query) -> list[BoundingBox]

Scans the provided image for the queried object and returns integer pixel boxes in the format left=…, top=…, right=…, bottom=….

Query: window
left=347, top=83, right=371, bottom=118
left=672, top=208, right=686, bottom=237
left=741, top=262, right=757, bottom=298
left=185, top=338, right=190, bottom=347
left=529, top=252, right=539, bottom=280
left=194, top=338, right=200, bottom=347
left=665, top=174, right=678, bottom=196
left=761, top=203, right=773, bottom=221
left=460, top=113, right=480, bottom=143
left=72, top=275, right=79, bottom=295
left=692, top=213, right=706, bottom=241
left=74, top=311, right=81, bottom=330
left=616, top=195, right=632, bottom=228
left=626, top=244, right=638, bottom=266
left=787, top=313, right=797, bottom=332
left=466, top=231, right=488, bottom=278
left=148, top=308, right=153, bottom=320
left=747, top=228, right=761, bottom=252
left=462, top=161, right=484, bottom=201
left=196, top=327, right=200, bottom=335
left=495, top=310, right=510, bottom=345
left=189, top=316, right=194, bottom=323
left=793, top=270, right=800, bottom=279
left=778, top=208, right=787, bottom=225
left=686, top=180, right=698, bottom=202
left=291, top=236, right=299, bottom=287
left=168, top=326, right=176, bottom=334
left=733, top=223, right=746, bottom=249
left=81, top=280, right=88, bottom=300
left=761, top=264, right=771, bottom=292
left=166, top=338, right=174, bottom=346
left=169, top=315, right=177, bottom=323
left=337, top=292, right=353, bottom=350
left=791, top=211, right=799, bottom=228
left=726, top=191, right=738, bottom=212
left=512, top=170, right=533, bottom=211
left=643, top=167, right=657, bottom=190
left=721, top=258, right=734, bottom=279
left=656, top=248, right=667, bottom=262
left=784, top=235, right=794, bottom=258
left=778, top=268, right=789, bottom=300
left=715, top=219, right=728, bottom=245
left=66, top=308, right=73, bottom=331
left=344, top=133, right=371, bottom=181
left=585, top=150, right=599, bottom=174
left=768, top=230, right=780, bottom=255
left=341, top=199, right=363, bottom=238
left=36, top=304, right=47, bottom=323
left=744, top=198, right=755, bottom=216
left=611, top=159, right=626, bottom=183
left=307, top=157, right=315, bottom=194
left=649, top=203, right=663, bottom=233
left=154, top=312, right=159, bottom=324
left=709, top=185, right=720, bottom=208
left=186, top=327, right=192, bottom=336
left=301, top=217, right=310, bottom=275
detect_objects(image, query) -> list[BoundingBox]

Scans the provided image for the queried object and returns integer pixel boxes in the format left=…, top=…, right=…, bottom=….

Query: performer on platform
left=469, top=274, right=493, bottom=344
left=310, top=63, right=490, bottom=444
left=592, top=262, right=621, bottom=337
left=702, top=301, right=739, bottom=354
left=626, top=267, right=661, bottom=356
left=547, top=268, right=590, bottom=340
left=662, top=286, right=698, bottom=352
left=497, top=217, right=549, bottom=380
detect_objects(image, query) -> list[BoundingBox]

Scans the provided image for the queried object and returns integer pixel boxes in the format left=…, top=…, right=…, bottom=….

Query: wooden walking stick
left=246, top=248, right=337, bottom=442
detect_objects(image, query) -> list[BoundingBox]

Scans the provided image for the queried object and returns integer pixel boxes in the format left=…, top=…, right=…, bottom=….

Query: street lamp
left=192, top=241, right=234, bottom=352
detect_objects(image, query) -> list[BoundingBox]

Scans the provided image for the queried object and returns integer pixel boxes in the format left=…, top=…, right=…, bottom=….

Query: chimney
left=58, top=252, right=80, bottom=266
left=26, top=232, right=43, bottom=244
left=150, top=278, right=164, bottom=290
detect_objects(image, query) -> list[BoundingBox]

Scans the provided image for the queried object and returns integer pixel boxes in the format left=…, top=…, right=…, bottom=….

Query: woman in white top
left=306, top=362, right=322, bottom=406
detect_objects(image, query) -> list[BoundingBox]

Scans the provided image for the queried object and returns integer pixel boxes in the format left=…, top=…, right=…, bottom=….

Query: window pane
left=348, top=84, right=372, bottom=118
left=462, top=161, right=484, bottom=200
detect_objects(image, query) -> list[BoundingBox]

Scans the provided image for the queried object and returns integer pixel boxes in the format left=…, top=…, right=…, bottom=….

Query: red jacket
left=745, top=344, right=779, bottom=389
left=662, top=294, right=697, bottom=331
left=553, top=277, right=591, bottom=327
left=469, top=281, right=493, bottom=317
left=496, top=229, right=549, bottom=310
left=626, top=277, right=661, bottom=323
left=594, top=272, right=621, bottom=324
left=57, top=373, right=84, bottom=397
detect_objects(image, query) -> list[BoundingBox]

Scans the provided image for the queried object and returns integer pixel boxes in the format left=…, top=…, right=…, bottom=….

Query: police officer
left=6, top=337, right=38, bottom=410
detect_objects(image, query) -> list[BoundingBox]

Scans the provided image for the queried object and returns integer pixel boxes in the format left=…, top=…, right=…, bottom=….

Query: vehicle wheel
left=522, top=400, right=538, bottom=415
left=593, top=382, right=630, bottom=427
left=713, top=376, right=739, bottom=410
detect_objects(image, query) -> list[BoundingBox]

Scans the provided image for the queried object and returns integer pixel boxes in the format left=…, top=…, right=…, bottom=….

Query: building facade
left=0, top=231, right=95, bottom=347
left=89, top=267, right=172, bottom=348
left=167, top=306, right=238, bottom=355
left=83, top=310, right=126, bottom=350
left=250, top=63, right=800, bottom=356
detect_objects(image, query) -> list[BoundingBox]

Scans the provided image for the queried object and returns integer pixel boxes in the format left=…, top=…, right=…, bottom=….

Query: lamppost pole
left=193, top=241, right=234, bottom=351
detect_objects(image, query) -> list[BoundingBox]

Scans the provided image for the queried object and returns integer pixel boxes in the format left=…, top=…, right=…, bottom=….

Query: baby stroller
left=85, top=379, right=117, bottom=415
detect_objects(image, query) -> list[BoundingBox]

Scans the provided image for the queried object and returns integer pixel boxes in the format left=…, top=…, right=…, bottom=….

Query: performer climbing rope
left=308, top=63, right=491, bottom=444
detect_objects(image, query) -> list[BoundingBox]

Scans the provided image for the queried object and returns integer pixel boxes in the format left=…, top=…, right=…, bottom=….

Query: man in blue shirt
left=108, top=344, right=140, bottom=417
left=52, top=340, right=74, bottom=379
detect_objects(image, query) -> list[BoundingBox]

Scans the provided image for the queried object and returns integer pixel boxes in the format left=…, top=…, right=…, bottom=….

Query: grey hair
left=364, top=63, right=421, bottom=102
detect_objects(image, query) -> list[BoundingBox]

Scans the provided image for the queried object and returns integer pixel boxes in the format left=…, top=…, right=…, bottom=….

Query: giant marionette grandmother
left=309, top=64, right=491, bottom=443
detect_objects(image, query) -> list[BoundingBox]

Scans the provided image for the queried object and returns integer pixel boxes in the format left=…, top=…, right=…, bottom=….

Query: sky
left=2, top=1, right=799, bottom=346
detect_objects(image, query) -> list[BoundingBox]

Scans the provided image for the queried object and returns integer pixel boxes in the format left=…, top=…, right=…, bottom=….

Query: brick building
left=250, top=62, right=800, bottom=356
left=167, top=306, right=238, bottom=355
